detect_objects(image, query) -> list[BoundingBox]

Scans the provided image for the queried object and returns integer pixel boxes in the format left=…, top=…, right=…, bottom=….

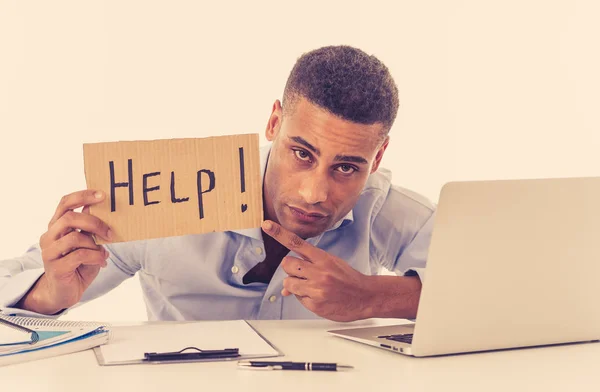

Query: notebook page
left=98, top=320, right=279, bottom=364
left=0, top=330, right=71, bottom=356
left=0, top=323, right=34, bottom=345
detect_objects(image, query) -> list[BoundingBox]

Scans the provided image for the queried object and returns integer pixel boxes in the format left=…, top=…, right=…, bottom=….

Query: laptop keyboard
left=378, top=334, right=414, bottom=344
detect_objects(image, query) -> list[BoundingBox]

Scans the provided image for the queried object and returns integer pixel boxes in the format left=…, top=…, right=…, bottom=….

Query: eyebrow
left=290, top=136, right=320, bottom=156
left=333, top=154, right=368, bottom=165
left=290, top=136, right=368, bottom=165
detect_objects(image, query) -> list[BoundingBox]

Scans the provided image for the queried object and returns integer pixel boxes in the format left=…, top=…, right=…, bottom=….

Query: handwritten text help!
left=83, top=134, right=263, bottom=244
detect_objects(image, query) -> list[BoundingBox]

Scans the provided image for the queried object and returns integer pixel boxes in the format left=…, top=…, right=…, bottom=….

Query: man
left=0, top=45, right=436, bottom=322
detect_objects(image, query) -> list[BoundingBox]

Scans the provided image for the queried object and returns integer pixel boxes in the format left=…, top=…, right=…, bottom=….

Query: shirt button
left=231, top=266, right=239, bottom=274
left=255, top=247, right=263, bottom=255
left=269, top=295, right=277, bottom=302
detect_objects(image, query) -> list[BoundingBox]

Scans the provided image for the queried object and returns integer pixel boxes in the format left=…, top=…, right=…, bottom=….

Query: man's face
left=263, top=96, right=389, bottom=239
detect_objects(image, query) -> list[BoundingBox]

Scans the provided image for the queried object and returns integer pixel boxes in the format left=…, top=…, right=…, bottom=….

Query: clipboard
left=93, top=320, right=283, bottom=366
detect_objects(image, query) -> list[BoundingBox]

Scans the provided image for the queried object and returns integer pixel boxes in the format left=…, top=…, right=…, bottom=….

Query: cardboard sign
left=83, top=134, right=263, bottom=244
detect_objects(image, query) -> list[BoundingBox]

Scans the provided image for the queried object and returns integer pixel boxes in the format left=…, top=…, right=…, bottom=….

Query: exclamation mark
left=239, top=147, right=247, bottom=213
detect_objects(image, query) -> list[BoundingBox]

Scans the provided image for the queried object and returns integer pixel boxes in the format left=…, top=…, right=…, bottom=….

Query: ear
left=265, top=100, right=283, bottom=142
left=370, top=135, right=389, bottom=173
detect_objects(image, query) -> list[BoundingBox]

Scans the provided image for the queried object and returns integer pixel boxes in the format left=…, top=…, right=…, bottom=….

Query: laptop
left=329, top=176, right=600, bottom=357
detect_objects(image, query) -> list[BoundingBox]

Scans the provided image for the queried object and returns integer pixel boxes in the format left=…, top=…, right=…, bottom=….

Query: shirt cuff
left=0, top=269, right=66, bottom=318
left=403, top=268, right=425, bottom=323
left=404, top=267, right=425, bottom=283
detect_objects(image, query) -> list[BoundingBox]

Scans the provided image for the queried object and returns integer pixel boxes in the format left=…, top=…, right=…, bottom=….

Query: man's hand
left=17, top=190, right=113, bottom=315
left=261, top=220, right=378, bottom=322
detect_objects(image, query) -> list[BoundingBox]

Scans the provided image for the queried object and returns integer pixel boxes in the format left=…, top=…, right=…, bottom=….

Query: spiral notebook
left=0, top=315, right=110, bottom=367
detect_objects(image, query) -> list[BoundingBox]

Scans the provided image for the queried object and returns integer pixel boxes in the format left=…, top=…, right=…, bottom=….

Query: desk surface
left=2, top=318, right=599, bottom=392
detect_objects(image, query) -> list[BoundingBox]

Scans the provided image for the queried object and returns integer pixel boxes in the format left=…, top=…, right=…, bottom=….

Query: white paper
left=97, top=320, right=279, bottom=364
left=0, top=325, right=32, bottom=346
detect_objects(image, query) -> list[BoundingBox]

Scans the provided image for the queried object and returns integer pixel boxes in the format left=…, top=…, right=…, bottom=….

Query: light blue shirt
left=0, top=144, right=436, bottom=321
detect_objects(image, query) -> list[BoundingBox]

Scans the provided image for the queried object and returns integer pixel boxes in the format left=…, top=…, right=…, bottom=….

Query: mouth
left=287, top=205, right=328, bottom=224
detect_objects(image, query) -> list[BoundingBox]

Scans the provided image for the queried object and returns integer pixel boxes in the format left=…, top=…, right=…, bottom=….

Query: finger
left=47, top=211, right=112, bottom=242
left=295, top=296, right=319, bottom=315
left=282, top=276, right=311, bottom=298
left=261, top=220, right=324, bottom=261
left=80, top=206, right=94, bottom=238
left=281, top=288, right=309, bottom=298
left=43, top=231, right=106, bottom=262
left=49, top=190, right=105, bottom=227
left=49, top=248, right=108, bottom=275
left=281, top=287, right=308, bottom=299
left=281, top=255, right=314, bottom=279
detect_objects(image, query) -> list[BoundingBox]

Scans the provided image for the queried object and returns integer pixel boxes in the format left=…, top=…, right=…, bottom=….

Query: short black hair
left=282, top=45, right=399, bottom=134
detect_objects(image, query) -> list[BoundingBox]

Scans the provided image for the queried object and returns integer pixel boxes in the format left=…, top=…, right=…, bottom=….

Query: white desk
left=2, top=319, right=599, bottom=392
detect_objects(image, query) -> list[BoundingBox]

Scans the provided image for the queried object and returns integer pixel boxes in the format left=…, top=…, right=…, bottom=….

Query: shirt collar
left=230, top=143, right=354, bottom=242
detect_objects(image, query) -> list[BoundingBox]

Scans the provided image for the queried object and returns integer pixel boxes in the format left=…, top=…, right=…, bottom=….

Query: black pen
left=237, top=361, right=353, bottom=371
left=144, top=347, right=240, bottom=362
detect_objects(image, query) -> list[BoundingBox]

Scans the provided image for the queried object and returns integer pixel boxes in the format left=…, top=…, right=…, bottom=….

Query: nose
left=298, top=173, right=328, bottom=205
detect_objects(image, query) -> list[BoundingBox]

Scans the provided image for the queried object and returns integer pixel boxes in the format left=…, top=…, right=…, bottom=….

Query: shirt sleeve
left=370, top=184, right=437, bottom=283
left=0, top=241, right=141, bottom=318
left=392, top=211, right=435, bottom=283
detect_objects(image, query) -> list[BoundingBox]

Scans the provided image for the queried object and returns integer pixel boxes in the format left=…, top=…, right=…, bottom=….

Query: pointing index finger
left=261, top=220, right=322, bottom=261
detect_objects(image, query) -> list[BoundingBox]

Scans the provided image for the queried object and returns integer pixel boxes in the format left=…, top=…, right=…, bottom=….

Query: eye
left=293, top=149, right=312, bottom=162
left=336, top=164, right=357, bottom=175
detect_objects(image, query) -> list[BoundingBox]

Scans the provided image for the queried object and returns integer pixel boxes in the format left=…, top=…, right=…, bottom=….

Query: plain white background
left=1, top=1, right=598, bottom=322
